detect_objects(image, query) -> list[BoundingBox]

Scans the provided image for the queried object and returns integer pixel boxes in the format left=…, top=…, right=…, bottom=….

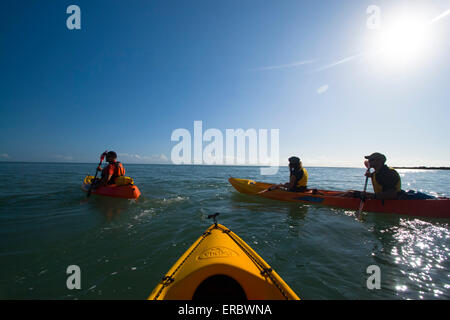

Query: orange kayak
left=229, top=178, right=450, bottom=218
left=81, top=175, right=141, bottom=200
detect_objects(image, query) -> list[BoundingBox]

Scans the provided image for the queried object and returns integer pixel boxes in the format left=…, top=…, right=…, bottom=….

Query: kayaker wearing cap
left=268, top=156, right=308, bottom=192
left=96, top=151, right=126, bottom=186
left=365, top=152, right=401, bottom=200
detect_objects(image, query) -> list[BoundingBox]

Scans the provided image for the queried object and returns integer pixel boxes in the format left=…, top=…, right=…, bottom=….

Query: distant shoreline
left=394, top=166, right=450, bottom=170
left=1, top=161, right=449, bottom=170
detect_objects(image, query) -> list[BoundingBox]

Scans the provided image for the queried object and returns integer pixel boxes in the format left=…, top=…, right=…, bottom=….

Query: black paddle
left=87, top=151, right=107, bottom=197
left=356, top=160, right=371, bottom=218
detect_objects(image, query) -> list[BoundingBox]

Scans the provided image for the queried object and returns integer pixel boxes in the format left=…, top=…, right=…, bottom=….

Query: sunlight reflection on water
left=384, top=219, right=449, bottom=299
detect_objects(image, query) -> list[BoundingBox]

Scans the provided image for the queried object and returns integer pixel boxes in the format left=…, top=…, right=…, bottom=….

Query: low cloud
left=317, top=85, right=329, bottom=94
left=52, top=154, right=74, bottom=161
left=0, top=153, right=10, bottom=159
left=119, top=153, right=169, bottom=164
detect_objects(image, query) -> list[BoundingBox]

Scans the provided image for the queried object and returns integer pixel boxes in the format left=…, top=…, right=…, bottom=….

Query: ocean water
left=0, top=162, right=448, bottom=300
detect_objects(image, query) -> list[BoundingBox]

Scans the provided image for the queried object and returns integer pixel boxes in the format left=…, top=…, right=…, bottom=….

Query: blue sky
left=1, top=0, right=449, bottom=167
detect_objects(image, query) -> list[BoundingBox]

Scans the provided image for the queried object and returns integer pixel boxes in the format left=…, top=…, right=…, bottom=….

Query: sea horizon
left=2, top=160, right=449, bottom=170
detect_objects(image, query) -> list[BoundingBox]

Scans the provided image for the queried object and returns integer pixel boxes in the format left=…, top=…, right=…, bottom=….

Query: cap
left=364, top=152, right=386, bottom=163
left=288, top=156, right=300, bottom=164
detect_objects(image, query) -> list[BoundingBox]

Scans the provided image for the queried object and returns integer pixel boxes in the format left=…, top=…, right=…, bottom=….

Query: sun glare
left=380, top=18, right=427, bottom=62
left=369, top=11, right=434, bottom=69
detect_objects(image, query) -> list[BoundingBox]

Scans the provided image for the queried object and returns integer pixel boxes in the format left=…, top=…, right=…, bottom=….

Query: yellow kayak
left=148, top=222, right=299, bottom=300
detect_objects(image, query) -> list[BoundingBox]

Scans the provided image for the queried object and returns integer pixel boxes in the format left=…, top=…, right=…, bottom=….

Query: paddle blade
left=100, top=150, right=108, bottom=161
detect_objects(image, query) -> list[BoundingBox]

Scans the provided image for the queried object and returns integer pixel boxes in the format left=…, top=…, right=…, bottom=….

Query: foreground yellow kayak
left=148, top=222, right=299, bottom=300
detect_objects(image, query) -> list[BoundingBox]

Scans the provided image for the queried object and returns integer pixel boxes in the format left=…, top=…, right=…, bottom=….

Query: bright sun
left=381, top=19, right=426, bottom=61
left=370, top=12, right=433, bottom=68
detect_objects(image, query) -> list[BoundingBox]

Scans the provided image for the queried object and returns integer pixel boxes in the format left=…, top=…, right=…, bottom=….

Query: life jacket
left=103, top=161, right=126, bottom=184
left=291, top=167, right=308, bottom=190
left=111, top=161, right=126, bottom=179
left=371, top=165, right=401, bottom=194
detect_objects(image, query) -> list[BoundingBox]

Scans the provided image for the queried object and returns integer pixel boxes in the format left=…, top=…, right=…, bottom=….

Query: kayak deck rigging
left=149, top=219, right=299, bottom=300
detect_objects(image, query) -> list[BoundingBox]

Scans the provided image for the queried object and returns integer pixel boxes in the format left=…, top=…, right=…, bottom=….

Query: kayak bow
left=148, top=223, right=299, bottom=300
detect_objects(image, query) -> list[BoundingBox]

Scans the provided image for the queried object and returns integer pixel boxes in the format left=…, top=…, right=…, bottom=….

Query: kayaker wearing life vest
left=365, top=152, right=401, bottom=200
left=96, top=151, right=126, bottom=186
left=268, top=156, right=308, bottom=192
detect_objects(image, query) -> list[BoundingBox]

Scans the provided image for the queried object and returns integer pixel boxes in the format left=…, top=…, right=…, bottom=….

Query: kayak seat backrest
left=192, top=275, right=247, bottom=301
left=115, top=176, right=134, bottom=186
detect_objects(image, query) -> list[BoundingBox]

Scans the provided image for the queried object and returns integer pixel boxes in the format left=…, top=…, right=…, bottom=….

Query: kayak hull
left=148, top=223, right=299, bottom=300
left=81, top=176, right=141, bottom=200
left=229, top=178, right=450, bottom=218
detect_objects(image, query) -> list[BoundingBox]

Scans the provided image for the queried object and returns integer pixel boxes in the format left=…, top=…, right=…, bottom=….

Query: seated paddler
left=267, top=156, right=308, bottom=192
left=364, top=152, right=402, bottom=200
left=339, top=152, right=402, bottom=200
left=95, top=151, right=126, bottom=186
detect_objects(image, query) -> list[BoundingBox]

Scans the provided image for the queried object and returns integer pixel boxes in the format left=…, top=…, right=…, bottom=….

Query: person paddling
left=262, top=156, right=308, bottom=193
left=364, top=152, right=401, bottom=200
left=94, top=151, right=126, bottom=187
